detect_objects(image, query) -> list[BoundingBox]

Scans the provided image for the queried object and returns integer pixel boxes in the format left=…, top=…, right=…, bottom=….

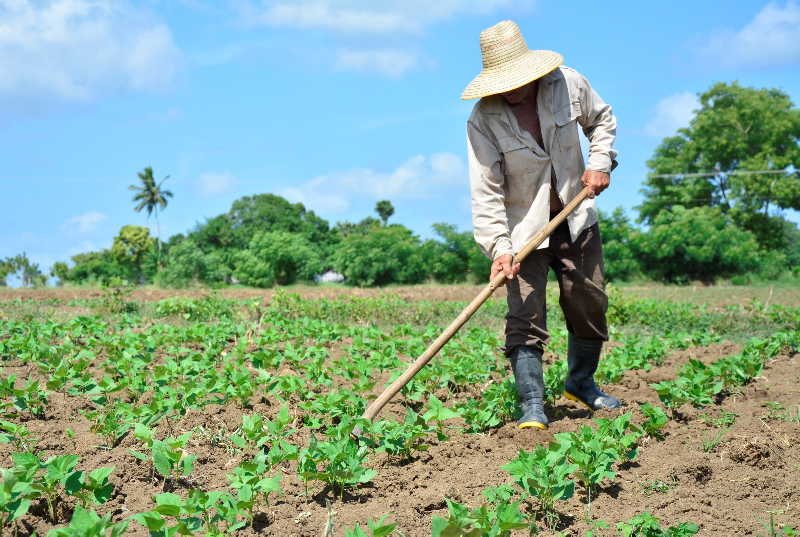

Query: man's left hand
left=581, top=170, right=610, bottom=198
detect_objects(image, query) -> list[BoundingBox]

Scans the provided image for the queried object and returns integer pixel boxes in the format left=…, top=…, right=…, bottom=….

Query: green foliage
left=641, top=82, right=800, bottom=250
left=599, top=208, right=641, bottom=281
left=223, top=193, right=331, bottom=249
left=375, top=200, right=395, bottom=225
left=502, top=445, right=576, bottom=528
left=634, top=206, right=760, bottom=283
left=332, top=224, right=426, bottom=286
left=431, top=498, right=528, bottom=537
left=638, top=403, right=668, bottom=440
left=111, top=225, right=156, bottom=281
left=47, top=506, right=129, bottom=537
left=420, top=223, right=490, bottom=283
left=343, top=515, right=398, bottom=537
left=298, top=434, right=376, bottom=497
left=373, top=409, right=435, bottom=460
left=616, top=512, right=699, bottom=537
left=129, top=425, right=196, bottom=484
left=234, top=231, right=322, bottom=287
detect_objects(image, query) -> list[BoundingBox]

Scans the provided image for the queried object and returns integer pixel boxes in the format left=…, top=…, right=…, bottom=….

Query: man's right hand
left=490, top=254, right=520, bottom=283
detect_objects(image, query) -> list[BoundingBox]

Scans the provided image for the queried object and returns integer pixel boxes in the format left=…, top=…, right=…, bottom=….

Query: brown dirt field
left=3, top=282, right=798, bottom=307
left=7, top=342, right=799, bottom=536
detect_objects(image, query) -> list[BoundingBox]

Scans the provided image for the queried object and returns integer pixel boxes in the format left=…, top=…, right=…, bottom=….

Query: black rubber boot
left=564, top=335, right=621, bottom=411
left=509, top=346, right=549, bottom=430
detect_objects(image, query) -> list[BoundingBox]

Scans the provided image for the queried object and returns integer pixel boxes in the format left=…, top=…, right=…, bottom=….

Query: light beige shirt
left=467, top=66, right=617, bottom=260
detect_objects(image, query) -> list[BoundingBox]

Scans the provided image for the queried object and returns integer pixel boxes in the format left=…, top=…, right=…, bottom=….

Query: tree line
left=2, top=81, right=798, bottom=288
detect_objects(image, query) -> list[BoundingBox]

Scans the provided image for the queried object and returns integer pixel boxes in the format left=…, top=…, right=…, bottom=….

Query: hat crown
left=479, top=20, right=529, bottom=70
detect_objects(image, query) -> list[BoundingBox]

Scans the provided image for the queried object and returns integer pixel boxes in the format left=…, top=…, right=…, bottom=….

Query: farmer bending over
left=463, top=21, right=620, bottom=430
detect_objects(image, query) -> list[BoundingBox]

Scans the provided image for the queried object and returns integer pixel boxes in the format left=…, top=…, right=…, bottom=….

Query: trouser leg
left=503, top=247, right=551, bottom=356
left=551, top=222, right=620, bottom=410
left=504, top=248, right=552, bottom=429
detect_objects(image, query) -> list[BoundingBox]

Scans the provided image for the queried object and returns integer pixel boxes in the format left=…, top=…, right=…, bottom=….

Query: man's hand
left=490, top=254, right=520, bottom=283
left=581, top=170, right=610, bottom=198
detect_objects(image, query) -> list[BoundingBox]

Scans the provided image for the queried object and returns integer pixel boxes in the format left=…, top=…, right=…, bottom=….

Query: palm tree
left=129, top=167, right=173, bottom=264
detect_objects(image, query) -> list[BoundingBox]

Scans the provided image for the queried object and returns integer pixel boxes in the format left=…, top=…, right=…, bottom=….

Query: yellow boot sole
left=564, top=391, right=595, bottom=412
left=518, top=420, right=548, bottom=430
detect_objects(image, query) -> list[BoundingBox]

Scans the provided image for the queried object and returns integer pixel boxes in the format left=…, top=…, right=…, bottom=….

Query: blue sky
left=3, top=0, right=800, bottom=278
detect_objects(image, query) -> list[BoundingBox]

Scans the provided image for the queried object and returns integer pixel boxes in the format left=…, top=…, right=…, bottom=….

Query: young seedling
left=616, top=511, right=699, bottom=537
left=638, top=403, right=668, bottom=440
left=128, top=424, right=196, bottom=489
left=227, top=453, right=282, bottom=524
left=502, top=445, right=577, bottom=529
left=343, top=515, right=398, bottom=537
left=47, top=506, right=129, bottom=537
left=0, top=468, right=33, bottom=537
left=298, top=434, right=376, bottom=500
left=431, top=498, right=527, bottom=537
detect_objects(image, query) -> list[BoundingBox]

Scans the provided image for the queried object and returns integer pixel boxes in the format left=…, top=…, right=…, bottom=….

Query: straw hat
left=461, top=20, right=563, bottom=100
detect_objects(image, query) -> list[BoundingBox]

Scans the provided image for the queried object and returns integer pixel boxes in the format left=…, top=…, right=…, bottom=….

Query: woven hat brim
left=461, top=50, right=563, bottom=100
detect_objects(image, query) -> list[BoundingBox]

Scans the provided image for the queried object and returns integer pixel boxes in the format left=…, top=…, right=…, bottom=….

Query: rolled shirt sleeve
left=467, top=120, right=514, bottom=260
left=576, top=74, right=618, bottom=174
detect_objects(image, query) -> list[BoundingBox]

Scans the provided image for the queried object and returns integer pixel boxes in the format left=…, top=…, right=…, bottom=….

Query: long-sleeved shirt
left=467, top=66, right=617, bottom=260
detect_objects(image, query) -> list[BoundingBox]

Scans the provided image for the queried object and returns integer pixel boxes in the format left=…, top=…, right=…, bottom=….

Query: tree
left=1, top=253, right=45, bottom=287
left=598, top=209, right=641, bottom=282
left=129, top=167, right=173, bottom=264
left=641, top=82, right=800, bottom=250
left=332, top=225, right=426, bottom=286
left=375, top=200, right=395, bottom=225
left=112, top=225, right=156, bottom=283
left=233, top=231, right=322, bottom=287
left=634, top=206, right=760, bottom=284
left=50, top=262, right=70, bottom=286
left=225, top=194, right=331, bottom=249
left=419, top=223, right=489, bottom=283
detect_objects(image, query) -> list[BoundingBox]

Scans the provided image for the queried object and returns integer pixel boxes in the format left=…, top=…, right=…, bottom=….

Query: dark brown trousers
left=504, top=220, right=608, bottom=356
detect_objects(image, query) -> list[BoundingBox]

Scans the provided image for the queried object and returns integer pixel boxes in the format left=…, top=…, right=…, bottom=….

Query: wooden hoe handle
left=360, top=186, right=593, bottom=422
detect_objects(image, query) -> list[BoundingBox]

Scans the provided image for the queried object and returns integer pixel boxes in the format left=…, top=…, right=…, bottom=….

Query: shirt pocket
left=498, top=136, right=535, bottom=178
left=497, top=136, right=547, bottom=209
left=554, top=100, right=581, bottom=151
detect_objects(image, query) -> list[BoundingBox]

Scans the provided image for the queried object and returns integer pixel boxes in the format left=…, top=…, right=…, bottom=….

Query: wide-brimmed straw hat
left=461, top=20, right=563, bottom=100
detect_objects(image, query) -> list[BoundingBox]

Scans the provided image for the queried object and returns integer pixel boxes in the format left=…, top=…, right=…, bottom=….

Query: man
left=463, top=20, right=620, bottom=430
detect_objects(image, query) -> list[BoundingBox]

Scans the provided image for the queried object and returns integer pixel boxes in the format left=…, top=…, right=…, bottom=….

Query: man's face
left=501, top=81, right=534, bottom=105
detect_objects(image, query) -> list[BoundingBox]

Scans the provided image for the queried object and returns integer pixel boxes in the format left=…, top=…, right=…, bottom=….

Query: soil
left=5, top=336, right=799, bottom=536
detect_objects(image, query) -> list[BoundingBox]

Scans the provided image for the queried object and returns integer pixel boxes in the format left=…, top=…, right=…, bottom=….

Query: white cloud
left=198, top=171, right=237, bottom=197
left=0, top=0, right=182, bottom=102
left=335, top=48, right=419, bottom=77
left=282, top=153, right=466, bottom=214
left=700, top=1, right=800, bottom=69
left=240, top=0, right=532, bottom=34
left=62, top=211, right=107, bottom=233
left=644, top=92, right=699, bottom=137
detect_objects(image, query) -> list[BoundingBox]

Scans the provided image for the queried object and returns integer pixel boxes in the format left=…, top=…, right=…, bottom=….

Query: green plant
left=760, top=512, right=797, bottom=537
left=639, top=476, right=677, bottom=496
left=343, top=515, right=398, bottom=537
left=298, top=434, right=376, bottom=498
left=129, top=425, right=196, bottom=487
left=0, top=468, right=34, bottom=537
left=422, top=395, right=460, bottom=440
left=638, top=403, right=668, bottom=440
left=0, top=421, right=36, bottom=452
left=227, top=453, right=282, bottom=524
left=67, top=467, right=116, bottom=509
left=374, top=409, right=435, bottom=460
left=700, top=429, right=728, bottom=453
left=616, top=512, right=699, bottom=536
left=501, top=445, right=577, bottom=529
left=699, top=410, right=737, bottom=428
left=431, top=498, right=528, bottom=537
left=47, top=506, right=129, bottom=537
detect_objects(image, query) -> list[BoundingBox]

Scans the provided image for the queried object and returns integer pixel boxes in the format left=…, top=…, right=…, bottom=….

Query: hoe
left=356, top=186, right=593, bottom=429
